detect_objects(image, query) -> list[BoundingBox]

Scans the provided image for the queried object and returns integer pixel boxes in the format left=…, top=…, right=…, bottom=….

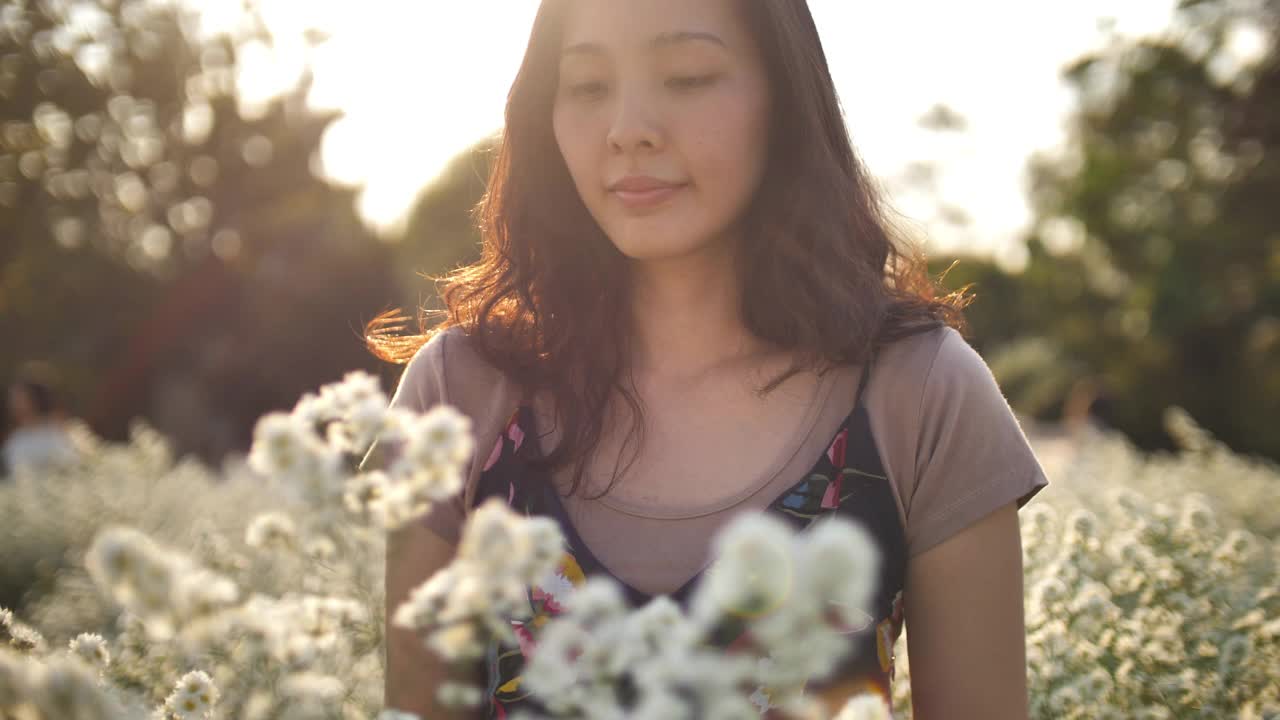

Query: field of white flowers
left=0, top=372, right=1276, bottom=720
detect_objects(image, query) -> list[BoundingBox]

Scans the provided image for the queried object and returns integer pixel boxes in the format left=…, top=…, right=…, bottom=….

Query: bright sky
left=200, top=0, right=1186, bottom=267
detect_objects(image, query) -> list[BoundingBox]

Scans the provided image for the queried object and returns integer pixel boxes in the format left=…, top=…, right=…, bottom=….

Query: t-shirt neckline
left=529, top=365, right=852, bottom=520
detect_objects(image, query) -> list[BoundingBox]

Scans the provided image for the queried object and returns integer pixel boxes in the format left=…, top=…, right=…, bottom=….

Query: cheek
left=553, top=111, right=595, bottom=184
left=686, top=101, right=769, bottom=206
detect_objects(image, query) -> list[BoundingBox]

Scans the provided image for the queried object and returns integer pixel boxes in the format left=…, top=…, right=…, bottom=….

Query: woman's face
left=551, top=0, right=771, bottom=263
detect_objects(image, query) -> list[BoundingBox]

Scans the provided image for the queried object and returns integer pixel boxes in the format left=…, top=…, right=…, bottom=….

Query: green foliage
left=0, top=0, right=399, bottom=462
left=387, top=135, right=497, bottom=315
left=933, top=0, right=1280, bottom=459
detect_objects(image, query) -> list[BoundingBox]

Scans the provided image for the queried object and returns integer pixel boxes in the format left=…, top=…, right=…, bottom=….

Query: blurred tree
left=937, top=0, right=1280, bottom=459
left=389, top=135, right=497, bottom=315
left=0, top=0, right=397, bottom=462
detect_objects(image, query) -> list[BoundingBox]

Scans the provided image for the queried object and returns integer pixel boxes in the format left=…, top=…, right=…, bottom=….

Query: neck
left=625, top=242, right=772, bottom=384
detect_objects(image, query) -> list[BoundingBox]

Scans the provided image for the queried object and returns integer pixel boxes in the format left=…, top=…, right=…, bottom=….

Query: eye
left=666, top=74, right=718, bottom=91
left=566, top=81, right=608, bottom=100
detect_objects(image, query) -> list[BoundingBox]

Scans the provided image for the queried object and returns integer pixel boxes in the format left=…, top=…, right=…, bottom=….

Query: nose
left=606, top=84, right=663, bottom=154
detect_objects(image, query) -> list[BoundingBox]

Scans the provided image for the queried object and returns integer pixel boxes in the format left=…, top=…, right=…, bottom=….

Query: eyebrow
left=561, top=31, right=728, bottom=58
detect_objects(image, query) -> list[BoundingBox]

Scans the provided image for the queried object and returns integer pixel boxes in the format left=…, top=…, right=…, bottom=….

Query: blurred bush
left=933, top=0, right=1280, bottom=460
left=0, top=0, right=399, bottom=462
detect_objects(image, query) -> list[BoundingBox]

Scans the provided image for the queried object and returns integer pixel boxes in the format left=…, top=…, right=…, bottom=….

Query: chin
left=603, top=219, right=730, bottom=263
left=609, top=235, right=718, bottom=263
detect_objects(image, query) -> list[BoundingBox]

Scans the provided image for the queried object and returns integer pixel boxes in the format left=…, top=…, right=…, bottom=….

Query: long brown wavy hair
left=367, top=0, right=971, bottom=500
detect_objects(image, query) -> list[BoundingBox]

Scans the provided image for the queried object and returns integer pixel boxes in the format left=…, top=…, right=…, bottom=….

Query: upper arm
left=904, top=501, right=1029, bottom=720
left=370, top=331, right=483, bottom=717
left=875, top=328, right=1047, bottom=717
left=385, top=521, right=484, bottom=719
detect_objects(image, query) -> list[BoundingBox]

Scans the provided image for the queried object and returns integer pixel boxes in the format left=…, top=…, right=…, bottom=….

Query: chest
left=537, top=369, right=826, bottom=511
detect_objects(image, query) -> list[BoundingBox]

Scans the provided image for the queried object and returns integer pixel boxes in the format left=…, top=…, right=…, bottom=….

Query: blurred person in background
left=2, top=363, right=79, bottom=477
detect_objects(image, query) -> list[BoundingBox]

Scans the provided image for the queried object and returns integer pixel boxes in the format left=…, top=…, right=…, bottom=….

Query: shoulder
left=864, top=324, right=955, bottom=405
left=395, top=326, right=515, bottom=413
left=391, top=325, right=524, bottom=486
left=866, top=324, right=1048, bottom=557
left=867, top=324, right=995, bottom=407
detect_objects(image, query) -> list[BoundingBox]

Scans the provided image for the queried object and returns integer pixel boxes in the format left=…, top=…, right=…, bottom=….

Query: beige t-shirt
left=372, top=324, right=1048, bottom=595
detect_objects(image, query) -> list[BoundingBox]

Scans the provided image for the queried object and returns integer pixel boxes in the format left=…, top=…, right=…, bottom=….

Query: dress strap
left=855, top=347, right=876, bottom=410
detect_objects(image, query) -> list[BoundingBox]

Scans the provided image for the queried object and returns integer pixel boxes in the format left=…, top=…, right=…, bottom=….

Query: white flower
left=1030, top=577, right=1069, bottom=608
left=405, top=464, right=465, bottom=504
left=1022, top=503, right=1058, bottom=536
left=438, top=682, right=484, bottom=708
left=245, top=512, right=297, bottom=549
left=1080, top=667, right=1114, bottom=697
left=458, top=499, right=533, bottom=576
left=1213, top=529, right=1258, bottom=564
left=376, top=711, right=422, bottom=720
left=292, top=391, right=337, bottom=427
left=832, top=693, right=893, bottom=720
left=393, top=569, right=453, bottom=632
left=393, top=405, right=474, bottom=476
left=85, top=526, right=151, bottom=593
left=521, top=618, right=593, bottom=707
left=85, top=526, right=194, bottom=639
left=518, top=516, right=568, bottom=579
left=278, top=633, right=320, bottom=667
left=248, top=413, right=318, bottom=477
left=343, top=472, right=389, bottom=516
left=280, top=672, right=345, bottom=702
left=321, top=370, right=385, bottom=413
left=248, top=413, right=345, bottom=506
left=171, top=565, right=239, bottom=623
left=799, top=517, right=879, bottom=631
left=0, top=649, right=36, bottom=703
left=693, top=513, right=795, bottom=623
left=369, top=477, right=431, bottom=530
left=1218, top=634, right=1253, bottom=674
left=1047, top=681, right=1083, bottom=714
left=303, top=535, right=337, bottom=562
left=67, top=633, right=110, bottom=669
left=630, top=689, right=693, bottom=720
left=164, top=670, right=218, bottom=720
left=1175, top=494, right=1217, bottom=536
left=427, top=622, right=484, bottom=661
left=326, top=391, right=391, bottom=452
left=30, top=657, right=122, bottom=719
left=1063, top=507, right=1099, bottom=542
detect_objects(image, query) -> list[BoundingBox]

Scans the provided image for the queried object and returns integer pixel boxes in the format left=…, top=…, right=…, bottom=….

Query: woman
left=369, top=1, right=1048, bottom=718
left=2, top=367, right=78, bottom=477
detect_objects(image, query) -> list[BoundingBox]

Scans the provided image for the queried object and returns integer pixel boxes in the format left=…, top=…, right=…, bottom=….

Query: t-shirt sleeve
left=904, top=328, right=1049, bottom=558
left=359, top=331, right=468, bottom=545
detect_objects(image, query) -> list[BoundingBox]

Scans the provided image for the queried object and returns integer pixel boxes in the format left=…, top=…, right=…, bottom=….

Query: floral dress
left=471, top=361, right=908, bottom=718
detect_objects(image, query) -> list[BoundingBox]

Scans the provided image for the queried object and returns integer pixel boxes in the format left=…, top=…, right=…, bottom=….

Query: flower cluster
left=1, top=607, right=48, bottom=655
left=884, top=410, right=1280, bottom=719
left=249, top=370, right=472, bottom=532
left=392, top=497, right=565, bottom=661
left=0, top=648, right=129, bottom=720
left=85, top=526, right=239, bottom=642
left=160, top=670, right=218, bottom=720
left=505, top=513, right=885, bottom=720
left=3, top=370, right=1275, bottom=719
left=68, top=632, right=111, bottom=672
left=230, top=592, right=367, bottom=669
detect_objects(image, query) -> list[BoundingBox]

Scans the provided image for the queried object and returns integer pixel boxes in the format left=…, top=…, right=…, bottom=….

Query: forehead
left=558, top=0, right=753, bottom=55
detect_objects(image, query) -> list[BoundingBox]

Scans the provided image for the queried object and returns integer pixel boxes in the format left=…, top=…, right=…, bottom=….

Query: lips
left=608, top=176, right=687, bottom=210
left=609, top=176, right=683, bottom=192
